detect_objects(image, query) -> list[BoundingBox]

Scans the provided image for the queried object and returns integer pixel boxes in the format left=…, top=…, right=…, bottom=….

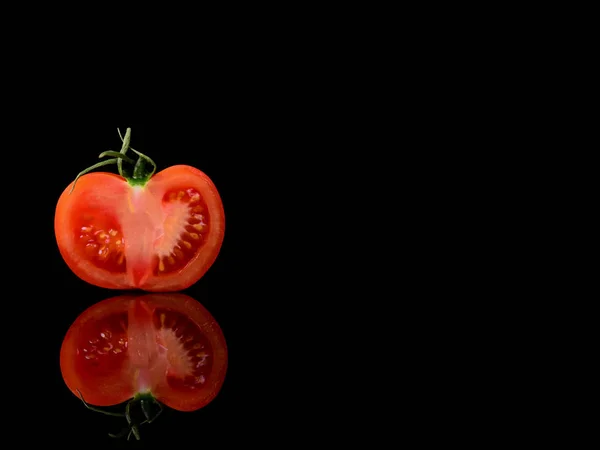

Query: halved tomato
left=60, top=293, right=228, bottom=413
left=54, top=129, right=225, bottom=291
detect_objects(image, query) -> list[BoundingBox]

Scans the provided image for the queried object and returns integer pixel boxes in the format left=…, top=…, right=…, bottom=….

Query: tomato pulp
left=54, top=129, right=225, bottom=291
left=60, top=293, right=228, bottom=412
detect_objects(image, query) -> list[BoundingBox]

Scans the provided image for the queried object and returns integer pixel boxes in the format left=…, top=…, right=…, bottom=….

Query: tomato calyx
left=70, top=127, right=157, bottom=194
left=76, top=389, right=163, bottom=441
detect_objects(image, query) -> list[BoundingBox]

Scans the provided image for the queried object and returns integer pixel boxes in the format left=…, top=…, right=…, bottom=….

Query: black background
left=44, top=125, right=263, bottom=445
left=0, top=11, right=564, bottom=445
left=0, top=8, right=415, bottom=446
left=1, top=32, right=378, bottom=445
left=7, top=122, right=338, bottom=447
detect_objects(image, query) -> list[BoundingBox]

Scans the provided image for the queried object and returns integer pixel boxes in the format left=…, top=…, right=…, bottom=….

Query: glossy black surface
left=4, top=103, right=347, bottom=446
left=17, top=125, right=255, bottom=445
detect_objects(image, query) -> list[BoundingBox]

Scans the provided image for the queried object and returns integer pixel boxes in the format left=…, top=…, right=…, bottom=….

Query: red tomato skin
left=55, top=165, right=225, bottom=292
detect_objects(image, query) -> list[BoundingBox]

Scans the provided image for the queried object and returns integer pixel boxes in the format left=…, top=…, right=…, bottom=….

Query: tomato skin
left=60, top=293, right=228, bottom=412
left=55, top=165, right=225, bottom=292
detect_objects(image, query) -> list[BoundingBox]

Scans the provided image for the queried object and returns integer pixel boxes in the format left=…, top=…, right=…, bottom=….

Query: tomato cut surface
left=55, top=165, right=225, bottom=291
left=60, top=293, right=228, bottom=412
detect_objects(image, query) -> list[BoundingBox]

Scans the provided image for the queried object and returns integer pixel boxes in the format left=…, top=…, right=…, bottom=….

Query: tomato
left=54, top=128, right=225, bottom=292
left=60, top=293, right=228, bottom=414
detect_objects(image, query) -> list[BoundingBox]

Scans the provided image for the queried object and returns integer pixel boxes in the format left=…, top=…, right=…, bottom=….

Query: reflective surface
left=17, top=126, right=242, bottom=444
left=59, top=292, right=228, bottom=440
left=10, top=123, right=306, bottom=446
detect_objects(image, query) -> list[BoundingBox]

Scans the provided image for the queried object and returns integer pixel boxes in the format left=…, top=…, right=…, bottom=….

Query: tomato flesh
left=153, top=307, right=216, bottom=390
left=78, top=218, right=126, bottom=274
left=152, top=187, right=209, bottom=276
left=61, top=294, right=228, bottom=412
left=55, top=166, right=225, bottom=291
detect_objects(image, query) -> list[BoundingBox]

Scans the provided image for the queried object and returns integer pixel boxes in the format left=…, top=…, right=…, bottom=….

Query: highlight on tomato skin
left=60, top=293, right=228, bottom=416
left=54, top=128, right=225, bottom=292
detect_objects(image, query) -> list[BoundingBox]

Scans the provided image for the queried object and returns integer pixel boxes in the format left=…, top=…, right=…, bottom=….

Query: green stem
left=108, top=428, right=129, bottom=439
left=140, top=398, right=152, bottom=421
left=141, top=398, right=163, bottom=423
left=98, top=150, right=135, bottom=164
left=76, top=389, right=163, bottom=441
left=117, top=129, right=156, bottom=176
left=125, top=401, right=133, bottom=425
left=117, top=127, right=132, bottom=177
left=69, top=127, right=158, bottom=194
left=130, top=424, right=141, bottom=441
left=76, top=390, right=125, bottom=417
left=133, top=154, right=146, bottom=180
